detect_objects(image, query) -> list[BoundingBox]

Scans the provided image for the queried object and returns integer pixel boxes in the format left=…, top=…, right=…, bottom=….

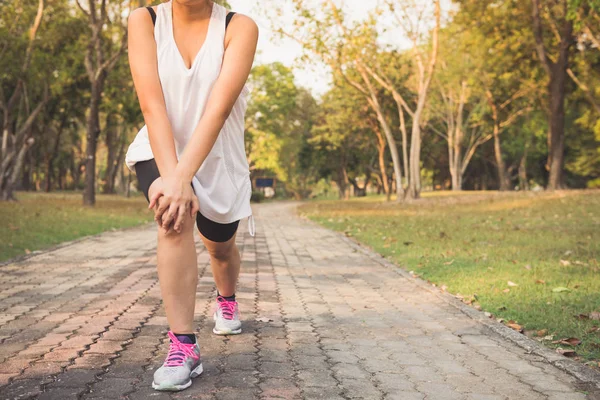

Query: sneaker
left=213, top=296, right=242, bottom=335
left=152, top=331, right=203, bottom=391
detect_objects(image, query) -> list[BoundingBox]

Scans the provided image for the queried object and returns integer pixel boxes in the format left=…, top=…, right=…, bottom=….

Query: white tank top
left=124, top=0, right=255, bottom=236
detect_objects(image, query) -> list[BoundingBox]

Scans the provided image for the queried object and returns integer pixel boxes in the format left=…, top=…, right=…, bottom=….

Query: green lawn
left=0, top=192, right=153, bottom=262
left=299, top=190, right=600, bottom=363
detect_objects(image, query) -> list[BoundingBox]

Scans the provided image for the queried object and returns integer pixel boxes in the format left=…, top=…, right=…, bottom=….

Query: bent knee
left=158, top=213, right=195, bottom=241
left=207, top=242, right=235, bottom=262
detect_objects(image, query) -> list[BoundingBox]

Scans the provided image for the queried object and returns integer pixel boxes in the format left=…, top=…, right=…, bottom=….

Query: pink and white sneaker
left=152, top=331, right=203, bottom=391
left=213, top=296, right=242, bottom=335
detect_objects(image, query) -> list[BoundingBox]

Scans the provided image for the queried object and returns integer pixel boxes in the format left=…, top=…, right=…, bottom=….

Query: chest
left=157, top=41, right=223, bottom=90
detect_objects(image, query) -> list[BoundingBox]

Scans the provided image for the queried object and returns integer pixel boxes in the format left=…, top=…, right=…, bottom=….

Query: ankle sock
left=217, top=291, right=236, bottom=302
left=172, top=332, right=196, bottom=344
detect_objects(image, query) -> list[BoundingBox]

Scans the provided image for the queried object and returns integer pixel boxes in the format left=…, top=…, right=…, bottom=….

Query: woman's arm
left=174, top=14, right=259, bottom=182
left=156, top=13, right=259, bottom=228
left=128, top=7, right=178, bottom=180
left=128, top=7, right=198, bottom=232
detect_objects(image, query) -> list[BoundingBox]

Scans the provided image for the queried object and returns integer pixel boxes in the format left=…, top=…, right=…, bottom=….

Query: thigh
left=196, top=212, right=240, bottom=244
left=135, top=158, right=194, bottom=202
left=134, top=159, right=161, bottom=202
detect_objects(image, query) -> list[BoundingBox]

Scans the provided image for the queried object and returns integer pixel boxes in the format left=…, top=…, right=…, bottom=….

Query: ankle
left=217, top=291, right=236, bottom=302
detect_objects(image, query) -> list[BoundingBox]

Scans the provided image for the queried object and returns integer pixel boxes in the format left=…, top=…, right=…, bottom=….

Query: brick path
left=0, top=201, right=593, bottom=399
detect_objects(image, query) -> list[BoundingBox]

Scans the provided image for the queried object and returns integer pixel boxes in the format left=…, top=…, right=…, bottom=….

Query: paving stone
left=297, top=369, right=338, bottom=388
left=37, top=387, right=86, bottom=400
left=0, top=202, right=593, bottom=400
left=259, top=378, right=301, bottom=398
left=301, top=386, right=345, bottom=400
left=45, top=368, right=102, bottom=388
left=258, top=361, right=295, bottom=379
left=83, top=376, right=136, bottom=398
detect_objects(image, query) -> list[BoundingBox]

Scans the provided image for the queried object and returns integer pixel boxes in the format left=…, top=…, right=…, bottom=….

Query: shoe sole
left=212, top=327, right=242, bottom=335
left=152, top=363, right=203, bottom=391
left=213, top=313, right=242, bottom=335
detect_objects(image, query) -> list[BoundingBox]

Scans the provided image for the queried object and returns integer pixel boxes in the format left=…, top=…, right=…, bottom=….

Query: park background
left=1, top=0, right=599, bottom=367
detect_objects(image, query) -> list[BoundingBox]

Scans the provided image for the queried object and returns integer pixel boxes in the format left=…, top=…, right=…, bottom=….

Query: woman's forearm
left=144, top=107, right=179, bottom=178
left=174, top=105, right=228, bottom=182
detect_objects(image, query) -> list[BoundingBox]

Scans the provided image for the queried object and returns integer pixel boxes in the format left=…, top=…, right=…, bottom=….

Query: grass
left=299, top=190, right=600, bottom=363
left=0, top=191, right=153, bottom=263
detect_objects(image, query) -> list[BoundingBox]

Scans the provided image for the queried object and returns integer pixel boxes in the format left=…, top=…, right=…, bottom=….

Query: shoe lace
left=216, top=296, right=238, bottom=320
left=163, top=331, right=198, bottom=367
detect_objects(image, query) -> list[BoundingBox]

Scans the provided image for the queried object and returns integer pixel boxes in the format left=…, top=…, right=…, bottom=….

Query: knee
left=158, top=213, right=195, bottom=243
left=207, top=243, right=236, bottom=263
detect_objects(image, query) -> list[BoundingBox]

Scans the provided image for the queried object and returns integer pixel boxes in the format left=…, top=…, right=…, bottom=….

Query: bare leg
left=150, top=178, right=198, bottom=334
left=200, top=232, right=240, bottom=298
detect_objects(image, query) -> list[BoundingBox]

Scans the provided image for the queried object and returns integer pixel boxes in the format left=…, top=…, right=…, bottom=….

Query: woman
left=124, top=0, right=258, bottom=392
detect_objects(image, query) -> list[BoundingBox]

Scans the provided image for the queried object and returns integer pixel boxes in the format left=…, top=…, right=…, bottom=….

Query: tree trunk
left=2, top=137, right=34, bottom=200
left=518, top=143, right=530, bottom=191
left=45, top=119, right=66, bottom=192
left=103, top=114, right=123, bottom=194
left=546, top=66, right=568, bottom=189
left=356, top=67, right=404, bottom=201
left=492, top=122, right=511, bottom=191
left=84, top=81, right=102, bottom=205
left=531, top=0, right=573, bottom=190
left=397, top=97, right=409, bottom=188
left=372, top=124, right=390, bottom=200
left=78, top=0, right=128, bottom=204
left=407, top=110, right=422, bottom=199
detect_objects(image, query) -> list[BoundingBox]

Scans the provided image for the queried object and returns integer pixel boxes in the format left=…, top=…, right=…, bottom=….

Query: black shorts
left=134, top=159, right=239, bottom=243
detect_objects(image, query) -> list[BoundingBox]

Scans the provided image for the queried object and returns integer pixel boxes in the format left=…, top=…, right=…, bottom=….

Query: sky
left=228, top=0, right=451, bottom=98
left=228, top=0, right=381, bottom=97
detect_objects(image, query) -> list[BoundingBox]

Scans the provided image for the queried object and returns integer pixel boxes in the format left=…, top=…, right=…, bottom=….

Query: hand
left=149, top=175, right=199, bottom=234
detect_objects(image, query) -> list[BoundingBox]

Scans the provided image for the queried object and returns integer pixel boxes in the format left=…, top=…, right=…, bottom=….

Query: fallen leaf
left=484, top=312, right=492, bottom=318
left=552, top=337, right=581, bottom=346
left=590, top=312, right=600, bottom=320
left=443, top=260, right=455, bottom=266
left=564, top=250, right=573, bottom=256
left=403, top=241, right=413, bottom=246
left=507, top=322, right=523, bottom=333
left=24, top=249, right=31, bottom=254
left=502, top=288, right=510, bottom=293
left=535, top=279, right=546, bottom=284
left=507, top=281, right=518, bottom=287
left=587, top=327, right=600, bottom=334
left=536, top=329, right=548, bottom=336
left=556, top=348, right=577, bottom=357
left=524, top=264, right=532, bottom=270
left=560, top=259, right=571, bottom=266
left=575, top=314, right=589, bottom=320
left=552, top=287, right=570, bottom=293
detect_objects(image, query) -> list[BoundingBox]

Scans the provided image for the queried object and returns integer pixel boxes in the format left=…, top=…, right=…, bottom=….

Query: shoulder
left=227, top=13, right=259, bottom=39
left=128, top=6, right=155, bottom=28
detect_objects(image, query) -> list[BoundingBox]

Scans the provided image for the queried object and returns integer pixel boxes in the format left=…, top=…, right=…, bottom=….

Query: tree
left=532, top=0, right=576, bottom=189
left=74, top=0, right=129, bottom=205
left=269, top=0, right=407, bottom=201
left=369, top=0, right=441, bottom=199
left=0, top=0, right=49, bottom=200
